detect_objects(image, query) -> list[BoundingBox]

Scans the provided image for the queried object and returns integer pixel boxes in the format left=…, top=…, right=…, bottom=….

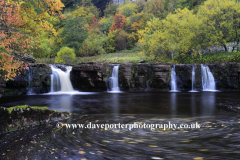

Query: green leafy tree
left=104, top=2, right=118, bottom=17
left=99, top=17, right=113, bottom=34
left=143, top=0, right=167, bottom=19
left=198, top=0, right=240, bottom=51
left=79, top=30, right=111, bottom=56
left=117, top=1, right=138, bottom=17
left=60, top=17, right=88, bottom=55
left=34, top=38, right=52, bottom=58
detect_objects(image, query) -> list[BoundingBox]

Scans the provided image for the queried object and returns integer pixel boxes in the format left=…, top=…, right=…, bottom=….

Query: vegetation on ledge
left=0, top=105, right=67, bottom=133
left=36, top=48, right=152, bottom=64
left=6, top=105, right=49, bottom=114
left=36, top=50, right=240, bottom=64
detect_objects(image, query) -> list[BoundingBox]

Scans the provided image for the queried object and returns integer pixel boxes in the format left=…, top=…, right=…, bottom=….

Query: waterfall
left=145, top=66, right=152, bottom=91
left=109, top=65, right=120, bottom=92
left=50, top=65, right=75, bottom=93
left=170, top=65, right=178, bottom=92
left=189, top=66, right=198, bottom=92
left=27, top=67, right=34, bottom=94
left=201, top=64, right=217, bottom=91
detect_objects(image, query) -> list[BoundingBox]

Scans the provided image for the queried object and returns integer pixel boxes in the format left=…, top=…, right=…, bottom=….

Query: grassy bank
left=6, top=105, right=49, bottom=113
left=36, top=50, right=152, bottom=64
left=36, top=50, right=240, bottom=64
left=174, top=51, right=240, bottom=64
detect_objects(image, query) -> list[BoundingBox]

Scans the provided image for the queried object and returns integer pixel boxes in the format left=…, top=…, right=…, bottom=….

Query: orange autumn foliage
left=110, top=14, right=126, bottom=31
left=0, top=0, right=65, bottom=80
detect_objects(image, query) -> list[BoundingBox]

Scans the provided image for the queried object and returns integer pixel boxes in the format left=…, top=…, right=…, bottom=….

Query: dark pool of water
left=0, top=91, right=239, bottom=116
left=1, top=92, right=240, bottom=159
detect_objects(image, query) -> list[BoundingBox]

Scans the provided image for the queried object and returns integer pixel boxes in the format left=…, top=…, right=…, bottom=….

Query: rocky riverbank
left=0, top=105, right=70, bottom=133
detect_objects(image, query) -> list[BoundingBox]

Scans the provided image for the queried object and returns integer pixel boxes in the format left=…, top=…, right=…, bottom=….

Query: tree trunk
left=223, top=44, right=228, bottom=52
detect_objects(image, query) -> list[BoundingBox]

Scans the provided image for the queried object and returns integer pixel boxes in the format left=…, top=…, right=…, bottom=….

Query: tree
left=104, top=2, right=118, bottom=17
left=0, top=0, right=65, bottom=80
left=110, top=14, right=126, bottom=31
left=117, top=1, right=138, bottom=17
left=99, top=17, right=114, bottom=34
left=70, top=2, right=99, bottom=24
left=198, top=0, right=240, bottom=51
left=91, top=0, right=112, bottom=14
left=60, top=17, right=88, bottom=56
left=79, top=30, right=111, bottom=56
left=143, top=0, right=167, bottom=19
left=116, top=30, right=129, bottom=50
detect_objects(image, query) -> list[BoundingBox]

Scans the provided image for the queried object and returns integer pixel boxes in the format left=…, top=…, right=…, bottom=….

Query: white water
left=109, top=65, right=121, bottom=92
left=201, top=64, right=217, bottom=91
left=170, top=65, right=179, bottom=92
left=27, top=67, right=34, bottom=94
left=50, top=65, right=76, bottom=94
left=189, top=66, right=198, bottom=92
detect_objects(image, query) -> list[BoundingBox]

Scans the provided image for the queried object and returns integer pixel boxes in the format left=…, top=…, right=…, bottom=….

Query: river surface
left=0, top=92, right=240, bottom=159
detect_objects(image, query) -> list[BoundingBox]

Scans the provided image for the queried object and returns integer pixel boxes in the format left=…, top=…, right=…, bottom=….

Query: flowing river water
left=0, top=92, right=240, bottom=159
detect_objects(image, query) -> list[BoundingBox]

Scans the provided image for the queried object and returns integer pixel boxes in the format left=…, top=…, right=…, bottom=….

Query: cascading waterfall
left=145, top=66, right=152, bottom=91
left=189, top=66, right=198, bottom=92
left=50, top=65, right=75, bottom=93
left=201, top=64, right=217, bottom=91
left=170, top=65, right=178, bottom=92
left=27, top=67, right=33, bottom=94
left=109, top=65, right=120, bottom=92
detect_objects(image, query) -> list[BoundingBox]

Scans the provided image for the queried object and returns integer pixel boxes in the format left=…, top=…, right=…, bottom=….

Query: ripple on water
left=3, top=114, right=238, bottom=160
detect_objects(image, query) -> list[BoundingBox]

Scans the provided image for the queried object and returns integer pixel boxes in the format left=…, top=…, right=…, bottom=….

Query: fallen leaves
left=78, top=151, right=85, bottom=154
left=149, top=145, right=158, bottom=148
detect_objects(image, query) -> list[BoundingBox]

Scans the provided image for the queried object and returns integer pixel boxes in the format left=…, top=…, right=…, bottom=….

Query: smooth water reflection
left=0, top=92, right=239, bottom=117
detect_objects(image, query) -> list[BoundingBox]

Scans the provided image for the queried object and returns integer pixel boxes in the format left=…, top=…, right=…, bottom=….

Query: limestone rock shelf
left=1, top=62, right=240, bottom=96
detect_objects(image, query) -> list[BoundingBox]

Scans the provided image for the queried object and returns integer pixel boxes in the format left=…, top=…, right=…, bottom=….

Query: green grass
left=7, top=105, right=48, bottom=113
left=36, top=51, right=152, bottom=64
left=35, top=58, right=55, bottom=64
left=174, top=51, right=240, bottom=64
left=36, top=50, right=240, bottom=65
left=75, top=52, right=152, bottom=63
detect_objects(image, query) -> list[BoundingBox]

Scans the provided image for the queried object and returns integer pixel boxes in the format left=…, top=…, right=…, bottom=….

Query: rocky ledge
left=1, top=62, right=240, bottom=95
left=0, top=106, right=70, bottom=133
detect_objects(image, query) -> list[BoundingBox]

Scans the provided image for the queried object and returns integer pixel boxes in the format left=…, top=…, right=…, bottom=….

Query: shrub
left=116, top=30, right=129, bottom=51
left=79, top=30, right=110, bottom=57
left=55, top=47, right=76, bottom=64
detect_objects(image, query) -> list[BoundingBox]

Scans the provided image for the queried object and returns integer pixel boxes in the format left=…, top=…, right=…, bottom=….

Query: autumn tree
left=110, top=14, right=126, bottom=31
left=0, top=0, right=65, bottom=80
left=117, top=1, right=139, bottom=17
left=104, top=2, right=118, bottom=17
left=0, top=0, right=30, bottom=80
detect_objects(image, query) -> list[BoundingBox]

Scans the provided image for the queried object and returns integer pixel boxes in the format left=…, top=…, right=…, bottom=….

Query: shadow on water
left=0, top=91, right=237, bottom=117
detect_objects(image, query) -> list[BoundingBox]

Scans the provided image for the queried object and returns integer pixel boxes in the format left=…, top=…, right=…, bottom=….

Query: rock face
left=151, top=64, right=171, bottom=91
left=22, top=55, right=36, bottom=63
left=71, top=62, right=114, bottom=92
left=27, top=63, right=51, bottom=93
left=3, top=63, right=51, bottom=96
left=0, top=106, right=69, bottom=133
left=2, top=62, right=240, bottom=95
left=174, top=64, right=202, bottom=90
left=207, top=63, right=240, bottom=90
left=119, top=63, right=171, bottom=91
left=0, top=77, right=6, bottom=98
